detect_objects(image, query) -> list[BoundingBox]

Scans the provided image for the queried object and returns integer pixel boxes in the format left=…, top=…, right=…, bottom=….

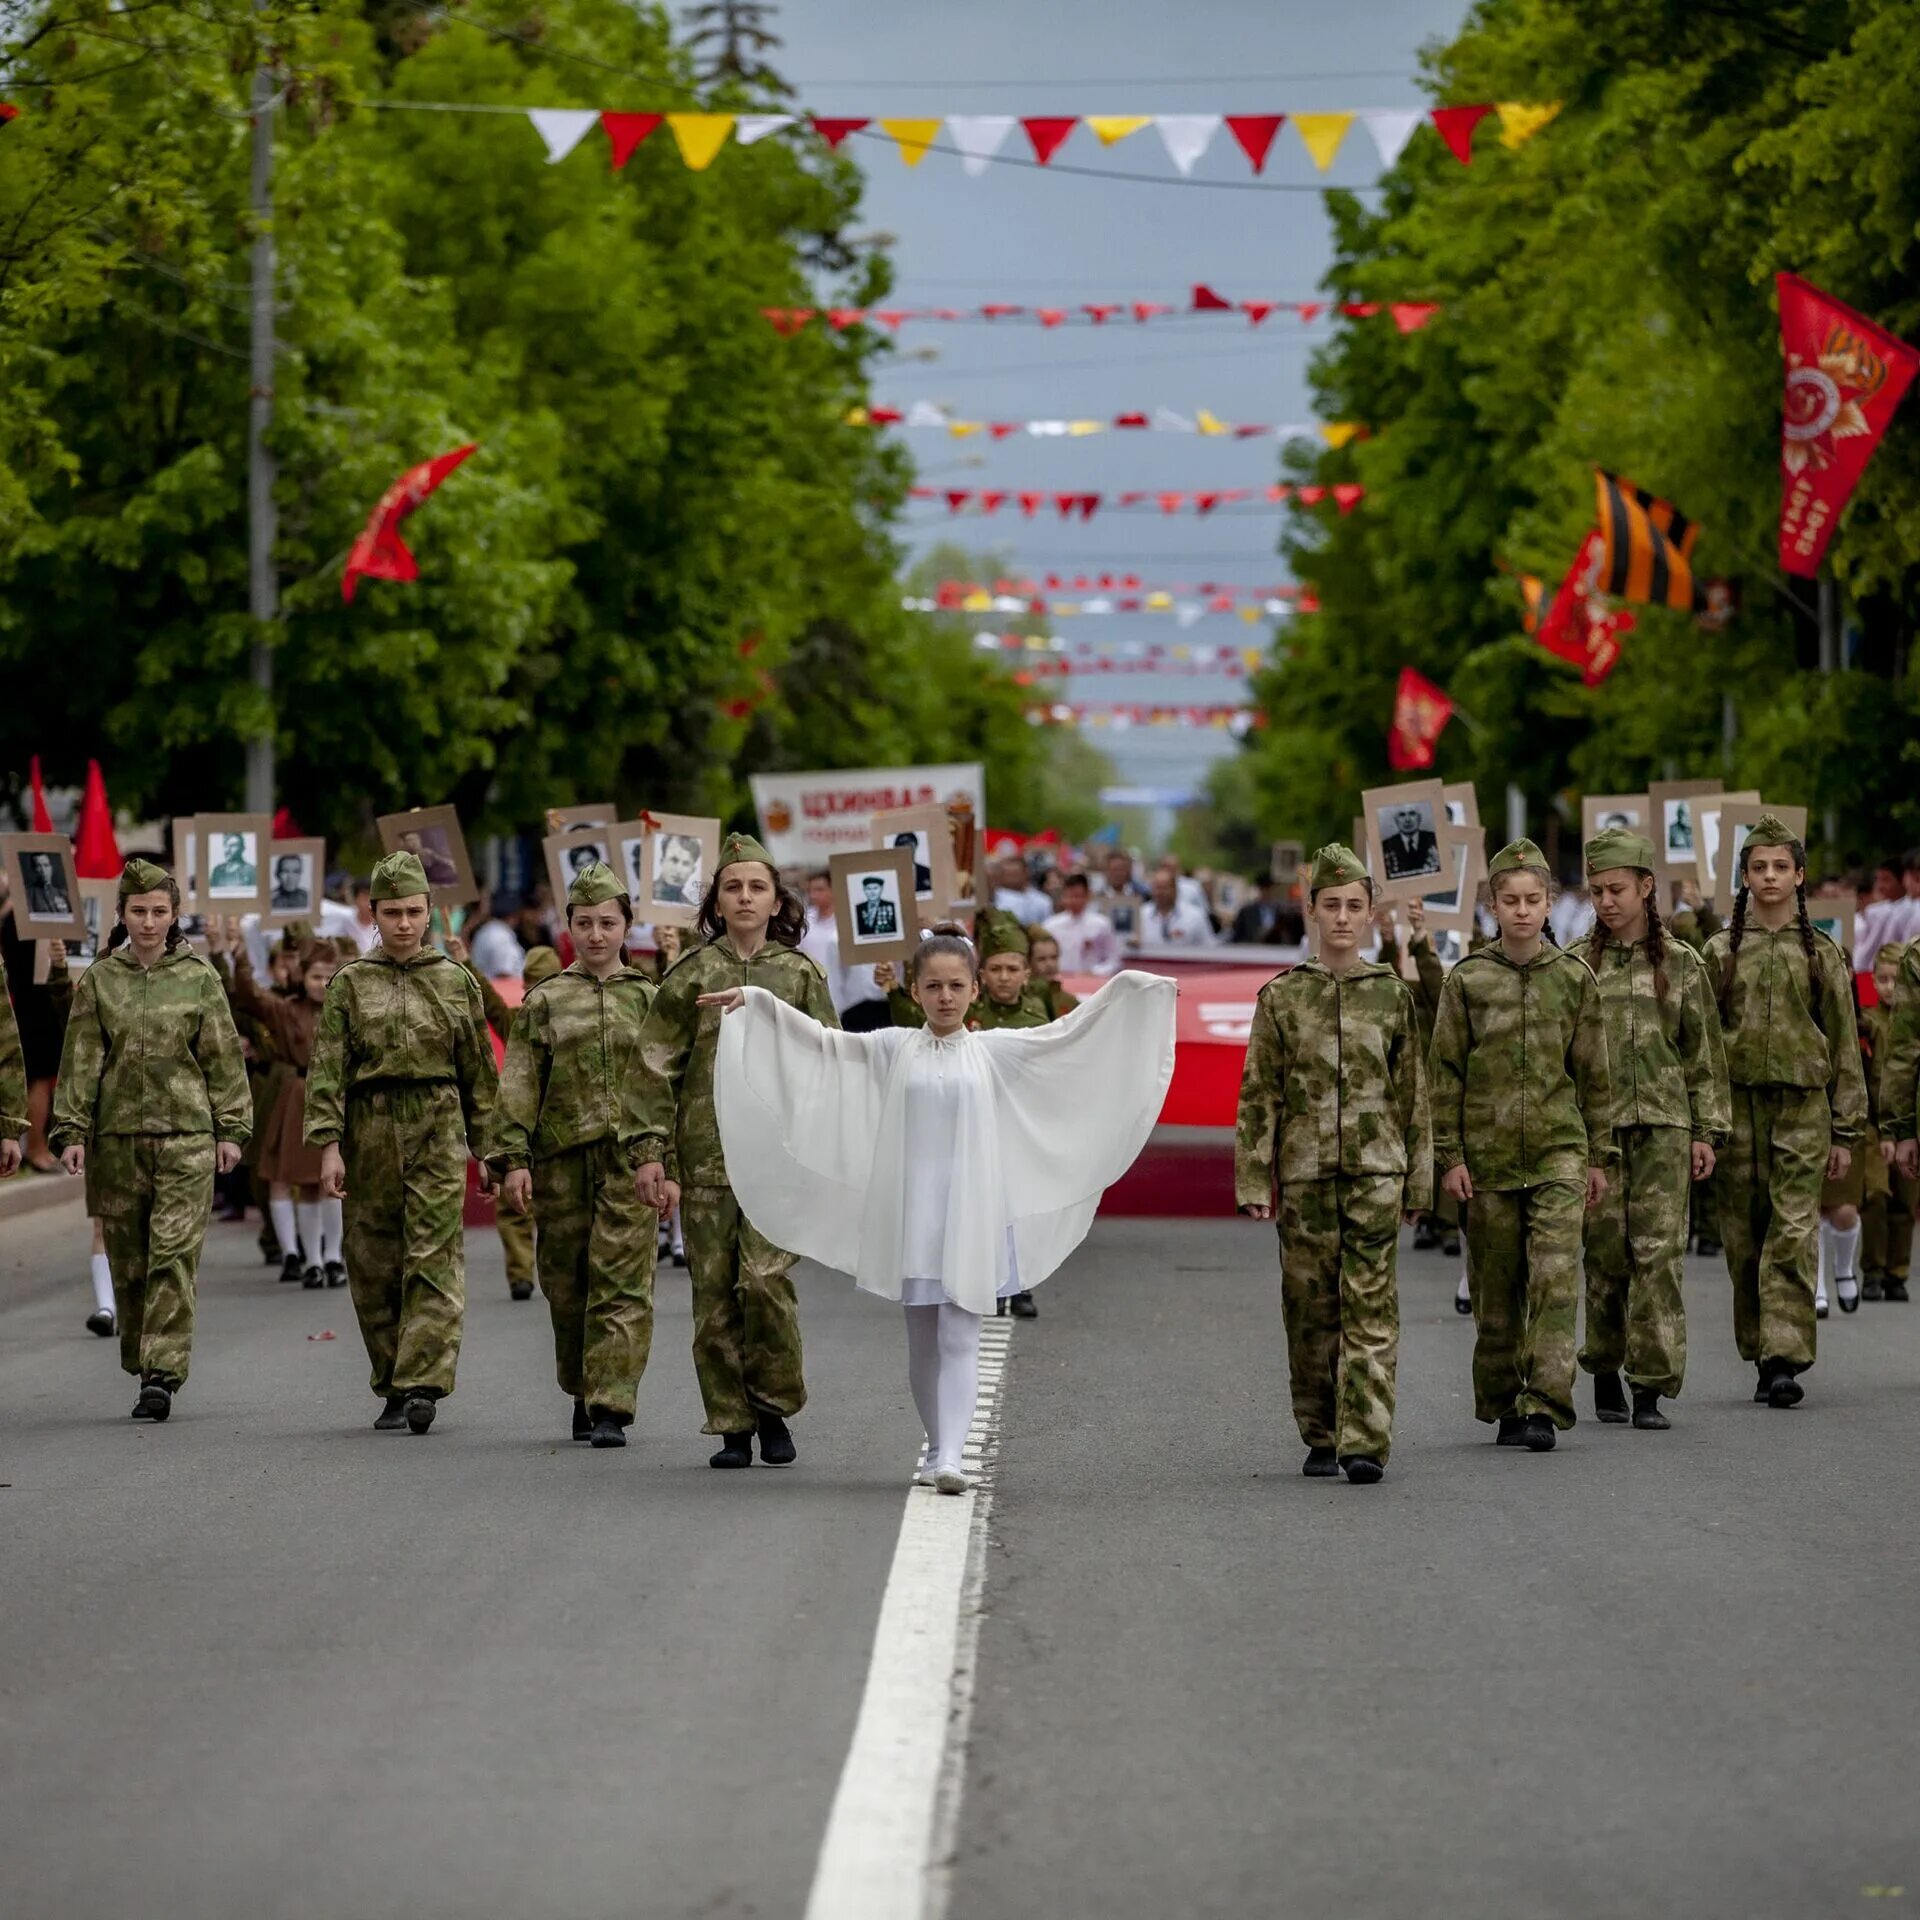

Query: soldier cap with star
left=1488, top=836, right=1551, bottom=879
left=523, top=945, right=564, bottom=986
left=716, top=831, right=776, bottom=874
left=565, top=860, right=628, bottom=909
left=1739, top=811, right=1802, bottom=852
left=976, top=909, right=1030, bottom=960
left=369, top=850, right=431, bottom=901
left=117, top=855, right=175, bottom=901
left=1307, top=842, right=1370, bottom=896
left=1583, top=827, right=1658, bottom=876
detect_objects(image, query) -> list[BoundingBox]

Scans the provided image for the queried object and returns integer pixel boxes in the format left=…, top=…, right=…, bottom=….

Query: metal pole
left=244, top=10, right=278, bottom=815
left=1505, top=783, right=1526, bottom=846
left=1818, top=572, right=1839, bottom=851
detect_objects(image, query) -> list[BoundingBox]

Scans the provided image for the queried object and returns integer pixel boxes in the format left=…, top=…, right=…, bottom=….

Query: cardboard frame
left=543, top=828, right=620, bottom=916
left=870, top=803, right=957, bottom=928
left=1806, top=892, right=1856, bottom=958
left=1713, top=801, right=1809, bottom=913
left=829, top=848, right=919, bottom=969
left=1269, top=839, right=1305, bottom=887
left=376, top=805, right=479, bottom=909
left=2, top=832, right=88, bottom=941
left=634, top=813, right=721, bottom=929
left=170, top=817, right=202, bottom=913
left=1418, top=824, right=1486, bottom=938
left=1691, top=791, right=1763, bottom=902
left=1648, top=780, right=1718, bottom=885
left=1581, top=793, right=1651, bottom=849
left=195, top=813, right=273, bottom=917
left=1441, top=782, right=1480, bottom=830
left=30, top=876, right=117, bottom=980
left=1362, top=780, right=1452, bottom=904
left=263, top=837, right=327, bottom=931
left=547, top=803, right=619, bottom=835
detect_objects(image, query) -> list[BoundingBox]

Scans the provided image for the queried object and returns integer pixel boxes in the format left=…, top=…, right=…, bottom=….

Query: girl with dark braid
left=1703, top=817, right=1867, bottom=1407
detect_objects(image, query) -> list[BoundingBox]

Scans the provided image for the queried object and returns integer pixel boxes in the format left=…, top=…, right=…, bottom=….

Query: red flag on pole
left=74, top=761, right=122, bottom=877
left=28, top=755, right=53, bottom=831
left=342, top=444, right=478, bottom=603
left=1387, top=667, right=1454, bottom=770
left=1533, top=531, right=1635, bottom=686
left=1776, top=272, right=1920, bottom=577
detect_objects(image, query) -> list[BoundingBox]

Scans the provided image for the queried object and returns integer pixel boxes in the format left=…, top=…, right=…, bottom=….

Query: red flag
left=74, top=761, right=122, bottom=877
left=1534, top=531, right=1636, bottom=686
left=1037, top=308, right=1068, bottom=328
left=1388, top=667, right=1453, bottom=770
left=811, top=117, right=870, bottom=150
left=980, top=491, right=1007, bottom=514
left=1021, top=117, right=1077, bottom=164
left=1242, top=301, right=1276, bottom=326
left=0, top=103, right=19, bottom=125
left=1776, top=271, right=1920, bottom=576
left=1224, top=114, right=1285, bottom=173
left=271, top=805, right=303, bottom=840
left=1113, top=412, right=1149, bottom=429
left=1131, top=301, right=1170, bottom=323
left=1391, top=302, right=1441, bottom=333
left=1190, top=282, right=1233, bottom=312
left=945, top=490, right=972, bottom=514
left=601, top=112, right=661, bottom=168
left=28, top=755, right=52, bottom=831
left=1332, top=483, right=1366, bottom=514
left=1083, top=304, right=1120, bottom=324
left=341, top=443, right=478, bottom=603
left=1430, top=105, right=1491, bottom=164
left=1018, top=491, right=1044, bottom=517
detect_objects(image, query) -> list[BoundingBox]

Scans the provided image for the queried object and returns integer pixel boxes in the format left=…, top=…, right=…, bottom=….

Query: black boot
left=1495, top=1415, right=1527, bottom=1446
left=404, top=1391, right=437, bottom=1434
left=995, top=1298, right=1008, bottom=1317
left=1009, top=1290, right=1038, bottom=1319
left=324, top=1261, right=347, bottom=1289
left=302, top=1265, right=324, bottom=1289
left=1631, top=1388, right=1670, bottom=1430
left=133, top=1377, right=173, bottom=1422
left=1522, top=1413, right=1557, bottom=1452
left=756, top=1412, right=797, bottom=1466
left=709, top=1430, right=754, bottom=1469
left=1862, top=1272, right=1885, bottom=1302
left=589, top=1408, right=629, bottom=1449
left=86, top=1308, right=115, bottom=1338
left=374, top=1394, right=409, bottom=1431
left=1442, top=1230, right=1462, bottom=1259
left=1695, top=1233, right=1722, bottom=1258
left=1302, top=1445, right=1339, bottom=1478
left=280, top=1252, right=304, bottom=1285
left=1884, top=1279, right=1910, bottom=1302
left=1340, top=1455, right=1384, bottom=1484
left=1592, top=1370, right=1629, bottom=1424
left=1765, top=1362, right=1804, bottom=1409
left=571, top=1398, right=591, bottom=1442
left=509, top=1281, right=534, bottom=1301
left=1753, top=1362, right=1770, bottom=1403
left=1412, top=1217, right=1438, bottom=1251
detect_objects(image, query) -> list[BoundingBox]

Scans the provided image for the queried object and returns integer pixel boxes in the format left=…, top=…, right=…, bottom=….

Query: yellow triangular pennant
left=1067, top=419, right=1104, bottom=436
left=667, top=113, right=736, bottom=170
left=1293, top=112, right=1355, bottom=172
left=844, top=405, right=869, bottom=426
left=1146, top=591, right=1172, bottom=610
left=1196, top=408, right=1229, bottom=437
left=962, top=590, right=993, bottom=612
left=880, top=118, right=943, bottom=167
left=1320, top=421, right=1363, bottom=450
left=948, top=421, right=982, bottom=439
left=1241, top=605, right=1261, bottom=624
left=1496, top=102, right=1560, bottom=148
left=1085, top=115, right=1152, bottom=148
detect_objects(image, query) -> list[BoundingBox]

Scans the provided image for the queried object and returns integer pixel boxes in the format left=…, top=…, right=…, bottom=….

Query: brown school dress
left=230, top=954, right=324, bottom=1187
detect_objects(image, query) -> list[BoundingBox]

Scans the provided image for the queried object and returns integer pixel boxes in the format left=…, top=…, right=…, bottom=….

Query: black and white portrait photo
left=23, top=848, right=72, bottom=920
left=2, top=833, right=89, bottom=941
left=566, top=839, right=612, bottom=883
left=270, top=852, right=313, bottom=915
left=1378, top=802, right=1442, bottom=883
left=1665, top=799, right=1694, bottom=857
left=651, top=832, right=704, bottom=907
left=206, top=831, right=260, bottom=898
left=853, top=873, right=901, bottom=938
left=891, top=830, right=934, bottom=900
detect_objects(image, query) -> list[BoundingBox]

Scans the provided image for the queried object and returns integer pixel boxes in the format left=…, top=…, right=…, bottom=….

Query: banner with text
left=750, top=763, right=985, bottom=867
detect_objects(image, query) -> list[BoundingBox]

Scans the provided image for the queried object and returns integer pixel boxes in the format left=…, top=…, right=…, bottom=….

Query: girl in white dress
left=703, top=931, right=1175, bottom=1492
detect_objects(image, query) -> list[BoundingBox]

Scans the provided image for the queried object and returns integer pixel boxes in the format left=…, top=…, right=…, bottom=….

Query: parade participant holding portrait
left=1703, top=816, right=1866, bottom=1405
left=490, top=863, right=658, bottom=1449
left=49, top=858, right=252, bottom=1421
left=1, top=974, right=25, bottom=1177
left=1579, top=829, right=1730, bottom=1430
left=1235, top=845, right=1431, bottom=1483
left=304, top=851, right=496, bottom=1436
left=1429, top=839, right=1614, bottom=1452
left=625, top=833, right=838, bottom=1469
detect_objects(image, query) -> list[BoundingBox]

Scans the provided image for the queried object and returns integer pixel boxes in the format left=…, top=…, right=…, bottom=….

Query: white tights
left=904, top=1303, right=982, bottom=1472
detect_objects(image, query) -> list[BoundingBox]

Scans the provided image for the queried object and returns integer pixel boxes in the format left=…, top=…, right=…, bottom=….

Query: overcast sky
left=771, top=0, right=1473, bottom=800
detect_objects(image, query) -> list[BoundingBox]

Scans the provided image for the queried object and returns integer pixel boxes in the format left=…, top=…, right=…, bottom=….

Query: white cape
left=714, top=972, right=1177, bottom=1316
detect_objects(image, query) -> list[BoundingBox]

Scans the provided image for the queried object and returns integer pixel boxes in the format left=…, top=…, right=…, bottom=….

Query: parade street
left=2, top=1198, right=1913, bottom=1919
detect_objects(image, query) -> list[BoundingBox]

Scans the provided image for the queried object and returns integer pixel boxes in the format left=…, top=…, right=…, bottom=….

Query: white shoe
left=932, top=1465, right=970, bottom=1495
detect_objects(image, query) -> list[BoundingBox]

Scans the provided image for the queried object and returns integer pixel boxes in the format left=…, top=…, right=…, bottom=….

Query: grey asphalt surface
left=0, top=1202, right=919, bottom=1920
left=949, top=1218, right=1919, bottom=1920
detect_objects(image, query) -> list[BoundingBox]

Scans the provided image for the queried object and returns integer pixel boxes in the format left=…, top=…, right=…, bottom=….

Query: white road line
left=803, top=1318, right=1014, bottom=1920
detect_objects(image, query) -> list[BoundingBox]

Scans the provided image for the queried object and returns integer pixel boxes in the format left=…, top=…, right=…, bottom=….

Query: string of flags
left=922, top=575, right=1297, bottom=602
left=772, top=293, right=1438, bottom=332
left=1025, top=703, right=1262, bottom=732
left=975, top=635, right=1271, bottom=667
left=1009, top=657, right=1259, bottom=680
left=913, top=593, right=1300, bottom=623
left=907, top=484, right=1365, bottom=518
left=855, top=403, right=1368, bottom=441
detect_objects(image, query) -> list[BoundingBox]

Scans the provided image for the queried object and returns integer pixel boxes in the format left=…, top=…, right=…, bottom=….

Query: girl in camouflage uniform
left=1429, top=839, right=1614, bottom=1453
left=1704, top=818, right=1866, bottom=1407
left=491, top=863, right=658, bottom=1450
left=50, top=858, right=252, bottom=1421
left=628, top=834, right=838, bottom=1470
left=1578, top=829, right=1730, bottom=1430
left=1861, top=943, right=1917, bottom=1300
left=1883, top=941, right=1920, bottom=1287
left=1235, top=845, right=1432, bottom=1484
left=1, top=979, right=27, bottom=1177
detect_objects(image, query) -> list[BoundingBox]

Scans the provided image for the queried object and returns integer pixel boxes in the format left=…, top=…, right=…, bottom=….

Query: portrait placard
left=1691, top=791, right=1763, bottom=901
left=632, top=813, right=720, bottom=929
left=1361, top=780, right=1450, bottom=904
left=547, top=803, right=619, bottom=835
left=376, top=805, right=478, bottom=909
left=1350, top=821, right=1374, bottom=876
left=1647, top=780, right=1718, bottom=885
left=830, top=848, right=919, bottom=969
left=1581, top=793, right=1651, bottom=849
left=1441, top=782, right=1481, bottom=830
left=1713, top=801, right=1809, bottom=913
left=1806, top=892, right=1856, bottom=958
left=1269, top=840, right=1305, bottom=886
left=170, top=817, right=202, bottom=913
left=1420, top=825, right=1486, bottom=938
left=194, top=813, right=272, bottom=916
left=869, top=804, right=957, bottom=927
left=543, top=829, right=617, bottom=914
left=2, top=832, right=87, bottom=941
left=263, top=838, right=326, bottom=930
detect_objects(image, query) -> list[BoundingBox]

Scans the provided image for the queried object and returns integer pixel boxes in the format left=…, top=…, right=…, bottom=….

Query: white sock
left=671, top=1207, right=684, bottom=1257
left=1834, top=1224, right=1860, bottom=1300
left=89, top=1252, right=114, bottom=1316
left=269, top=1196, right=299, bottom=1261
left=295, top=1201, right=323, bottom=1268
left=905, top=1305, right=943, bottom=1460
left=1816, top=1222, right=1831, bottom=1303
left=1456, top=1268, right=1470, bottom=1300
left=319, top=1197, right=344, bottom=1266
left=933, top=1303, right=983, bottom=1470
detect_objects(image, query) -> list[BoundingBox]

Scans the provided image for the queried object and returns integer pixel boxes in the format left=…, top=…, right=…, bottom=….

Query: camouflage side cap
left=523, top=945, right=563, bottom=986
left=1308, top=842, right=1369, bottom=893
left=1488, top=836, right=1550, bottom=879
left=565, top=860, right=627, bottom=909
left=1583, top=827, right=1658, bottom=876
left=369, top=850, right=431, bottom=901
left=717, top=831, right=775, bottom=873
left=118, top=855, right=173, bottom=900
left=1741, top=811, right=1799, bottom=850
left=976, top=909, right=1030, bottom=960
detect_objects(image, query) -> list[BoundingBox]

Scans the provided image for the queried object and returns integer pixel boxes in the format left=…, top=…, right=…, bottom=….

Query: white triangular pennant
left=946, top=115, right=1015, bottom=176
left=527, top=108, right=598, bottom=165
left=1155, top=114, right=1222, bottom=177
left=1153, top=406, right=1196, bottom=433
left=1176, top=602, right=1204, bottom=629
left=905, top=400, right=948, bottom=428
left=734, top=113, right=797, bottom=146
left=1360, top=109, right=1422, bottom=168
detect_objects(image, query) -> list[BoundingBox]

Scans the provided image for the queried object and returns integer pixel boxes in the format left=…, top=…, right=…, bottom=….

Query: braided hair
left=1719, top=838, right=1822, bottom=1031
left=1586, top=872, right=1668, bottom=1002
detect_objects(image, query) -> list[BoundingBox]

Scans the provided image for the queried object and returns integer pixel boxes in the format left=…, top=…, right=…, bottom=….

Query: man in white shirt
left=1153, top=855, right=1212, bottom=920
left=1093, top=847, right=1148, bottom=940
left=992, top=854, right=1055, bottom=927
left=1137, top=869, right=1217, bottom=948
left=1042, top=874, right=1120, bottom=976
left=800, top=869, right=891, bottom=1030
left=467, top=900, right=526, bottom=977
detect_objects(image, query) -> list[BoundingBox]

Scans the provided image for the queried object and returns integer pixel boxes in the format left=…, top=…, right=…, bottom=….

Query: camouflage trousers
left=341, top=1083, right=468, bottom=1400
left=497, top=1203, right=535, bottom=1287
left=681, top=1184, right=806, bottom=1435
left=88, top=1132, right=213, bottom=1386
left=1580, top=1125, right=1691, bottom=1399
left=1862, top=1131, right=1917, bottom=1279
left=533, top=1140, right=657, bottom=1420
left=1715, top=1085, right=1827, bottom=1373
left=1465, top=1181, right=1584, bottom=1428
left=1275, top=1175, right=1401, bottom=1463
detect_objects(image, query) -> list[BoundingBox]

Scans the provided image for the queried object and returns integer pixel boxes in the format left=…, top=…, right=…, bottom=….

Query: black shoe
left=86, top=1308, right=115, bottom=1338
left=133, top=1378, right=172, bottom=1422
left=1862, top=1273, right=1886, bottom=1302
left=709, top=1431, right=754, bottom=1468
left=1766, top=1365, right=1804, bottom=1410
left=301, top=1264, right=324, bottom=1289
left=589, top=1408, right=629, bottom=1449
left=1593, top=1371, right=1629, bottom=1424
left=995, top=1298, right=1009, bottom=1317
left=1631, top=1388, right=1670, bottom=1430
left=572, top=1399, right=592, bottom=1443
left=1695, top=1234, right=1721, bottom=1258
left=1884, top=1279, right=1910, bottom=1302
left=1496, top=1415, right=1527, bottom=1446
left=1522, top=1413, right=1557, bottom=1452
left=1341, top=1455, right=1384, bottom=1484
left=404, top=1392, right=437, bottom=1435
left=374, top=1394, right=409, bottom=1431
left=1412, top=1218, right=1439, bottom=1251
left=671, top=1248, right=687, bottom=1269
left=280, top=1252, right=304, bottom=1284
left=262, top=1240, right=282, bottom=1267
left=1837, top=1278, right=1860, bottom=1314
left=1442, top=1231, right=1462, bottom=1259
left=1008, top=1290, right=1038, bottom=1319
left=1302, top=1445, right=1339, bottom=1478
left=756, top=1412, right=797, bottom=1466
left=509, top=1281, right=534, bottom=1301
left=324, top=1261, right=347, bottom=1289
left=1453, top=1281, right=1473, bottom=1317
left=1754, top=1364, right=1770, bottom=1403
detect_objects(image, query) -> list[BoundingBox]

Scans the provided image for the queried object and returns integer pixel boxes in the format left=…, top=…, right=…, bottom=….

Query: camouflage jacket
left=1703, top=923, right=1866, bottom=1142
left=1428, top=944, right=1615, bottom=1190
left=1234, top=959, right=1433, bottom=1211
left=1584, top=934, right=1730, bottom=1141
left=303, top=947, right=496, bottom=1151
left=490, top=964, right=656, bottom=1169
left=49, top=945, right=252, bottom=1149
left=1, top=985, right=26, bottom=1138
left=1378, top=930, right=1447, bottom=1046
left=887, top=984, right=1055, bottom=1031
left=623, top=936, right=838, bottom=1185
left=460, top=957, right=517, bottom=1045
left=1036, top=978, right=1079, bottom=1018
left=1877, top=944, right=1920, bottom=1141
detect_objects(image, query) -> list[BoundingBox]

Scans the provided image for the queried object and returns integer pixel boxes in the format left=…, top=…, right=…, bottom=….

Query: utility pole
left=1818, top=571, right=1839, bottom=852
left=244, top=3, right=278, bottom=816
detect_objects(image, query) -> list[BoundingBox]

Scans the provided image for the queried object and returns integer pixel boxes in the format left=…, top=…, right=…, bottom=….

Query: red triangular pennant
left=74, top=761, right=123, bottom=878
left=826, top=308, right=866, bottom=330
left=1021, top=117, right=1077, bottom=164
left=945, top=490, right=972, bottom=513
left=1390, top=301, right=1441, bottom=333
left=1224, top=114, right=1285, bottom=174
left=811, top=116, right=871, bottom=150
left=1333, top=483, right=1366, bottom=513
left=1019, top=491, right=1044, bottom=517
left=28, top=754, right=52, bottom=831
left=1114, top=412, right=1149, bottom=429
left=1430, top=104, right=1492, bottom=164
left=1083, top=304, right=1120, bottom=324
left=979, top=491, right=1007, bottom=514
left=1037, top=308, right=1068, bottom=328
left=1242, top=301, right=1276, bottom=326
left=1191, top=282, right=1234, bottom=312
left=1077, top=493, right=1100, bottom=520
left=988, top=422, right=1020, bottom=439
left=601, top=112, right=662, bottom=168
left=1131, top=301, right=1170, bottom=322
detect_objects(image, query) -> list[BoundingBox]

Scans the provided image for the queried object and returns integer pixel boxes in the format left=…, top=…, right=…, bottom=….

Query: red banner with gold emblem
left=1777, top=273, right=1919, bottom=577
left=1387, top=666, right=1453, bottom=770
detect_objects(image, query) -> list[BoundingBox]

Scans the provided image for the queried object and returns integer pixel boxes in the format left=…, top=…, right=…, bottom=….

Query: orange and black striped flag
left=1593, top=470, right=1699, bottom=610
